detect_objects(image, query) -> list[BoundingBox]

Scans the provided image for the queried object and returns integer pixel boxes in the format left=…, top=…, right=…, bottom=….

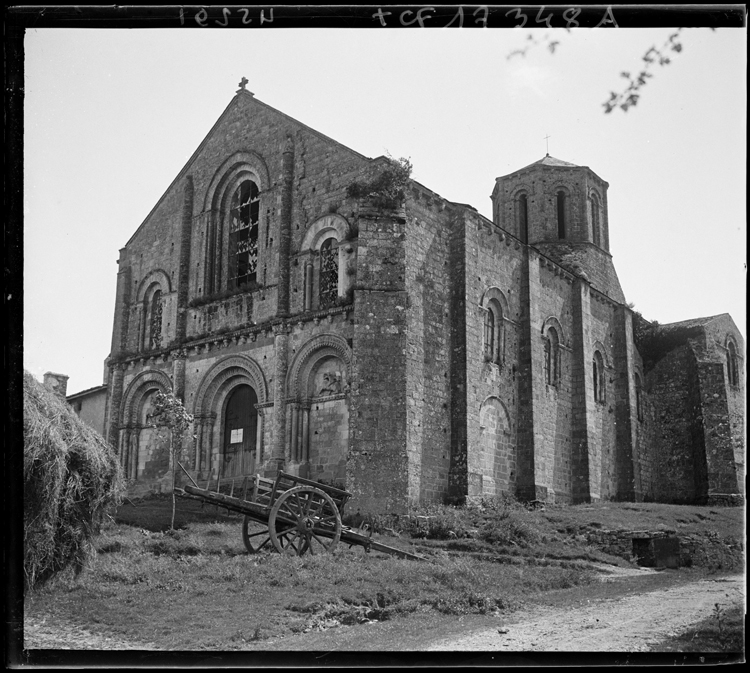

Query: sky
left=23, top=22, right=746, bottom=395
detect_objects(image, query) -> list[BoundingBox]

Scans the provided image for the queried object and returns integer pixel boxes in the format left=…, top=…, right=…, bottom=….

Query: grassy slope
left=24, top=496, right=745, bottom=651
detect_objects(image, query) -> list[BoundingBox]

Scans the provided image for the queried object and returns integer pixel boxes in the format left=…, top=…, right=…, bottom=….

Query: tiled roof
left=519, top=155, right=579, bottom=171
left=67, top=384, right=107, bottom=400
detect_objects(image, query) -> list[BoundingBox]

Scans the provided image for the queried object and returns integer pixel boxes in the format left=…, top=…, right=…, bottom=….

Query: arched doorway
left=222, top=384, right=258, bottom=477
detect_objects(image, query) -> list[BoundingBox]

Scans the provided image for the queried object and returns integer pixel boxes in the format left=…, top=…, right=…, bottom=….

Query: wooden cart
left=174, top=463, right=426, bottom=561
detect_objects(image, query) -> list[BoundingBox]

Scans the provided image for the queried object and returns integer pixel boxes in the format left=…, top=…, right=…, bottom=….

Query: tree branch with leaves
left=603, top=29, right=685, bottom=113
left=148, top=390, right=195, bottom=530
left=507, top=28, right=702, bottom=114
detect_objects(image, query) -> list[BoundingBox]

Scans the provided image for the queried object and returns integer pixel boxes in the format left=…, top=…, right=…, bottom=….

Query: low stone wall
left=585, top=527, right=744, bottom=571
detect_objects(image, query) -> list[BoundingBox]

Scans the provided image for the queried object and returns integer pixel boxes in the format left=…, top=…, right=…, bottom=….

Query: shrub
left=347, top=156, right=412, bottom=209
left=399, top=505, right=472, bottom=540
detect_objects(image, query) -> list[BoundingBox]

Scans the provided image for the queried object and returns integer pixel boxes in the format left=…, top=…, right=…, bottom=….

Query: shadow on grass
left=114, top=494, right=239, bottom=532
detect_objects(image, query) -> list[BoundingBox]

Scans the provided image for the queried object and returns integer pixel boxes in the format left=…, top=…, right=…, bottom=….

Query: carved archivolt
left=203, top=150, right=271, bottom=212
left=193, top=354, right=268, bottom=416
left=136, top=269, right=172, bottom=303
left=120, top=368, right=173, bottom=427
left=300, top=214, right=351, bottom=253
left=286, top=333, right=352, bottom=400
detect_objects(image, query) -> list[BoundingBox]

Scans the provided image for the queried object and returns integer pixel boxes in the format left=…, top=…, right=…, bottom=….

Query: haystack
left=23, top=370, right=123, bottom=589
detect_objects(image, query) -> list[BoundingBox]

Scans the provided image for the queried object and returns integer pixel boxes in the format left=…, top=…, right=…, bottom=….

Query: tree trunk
left=170, top=431, right=177, bottom=531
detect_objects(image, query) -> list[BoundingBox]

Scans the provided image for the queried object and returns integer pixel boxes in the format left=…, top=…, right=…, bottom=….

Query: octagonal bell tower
left=491, top=155, right=624, bottom=303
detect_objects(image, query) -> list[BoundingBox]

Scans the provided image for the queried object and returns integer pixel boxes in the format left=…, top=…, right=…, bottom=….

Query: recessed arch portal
left=286, top=334, right=352, bottom=485
left=193, top=355, right=268, bottom=476
left=119, top=369, right=173, bottom=481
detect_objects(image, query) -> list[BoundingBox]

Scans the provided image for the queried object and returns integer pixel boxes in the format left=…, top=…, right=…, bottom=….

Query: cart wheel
left=242, top=515, right=272, bottom=554
left=268, top=486, right=341, bottom=556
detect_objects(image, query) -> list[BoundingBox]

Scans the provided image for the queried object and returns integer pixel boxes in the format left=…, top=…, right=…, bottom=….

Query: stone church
left=99, top=82, right=744, bottom=512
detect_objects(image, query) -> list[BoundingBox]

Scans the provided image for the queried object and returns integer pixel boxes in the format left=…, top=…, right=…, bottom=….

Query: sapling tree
left=148, top=390, right=195, bottom=530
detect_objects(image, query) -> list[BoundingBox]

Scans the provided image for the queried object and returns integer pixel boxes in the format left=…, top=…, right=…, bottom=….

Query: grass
left=24, top=495, right=745, bottom=651
left=652, top=603, right=745, bottom=652
left=25, top=520, right=594, bottom=650
left=113, top=494, right=239, bottom=531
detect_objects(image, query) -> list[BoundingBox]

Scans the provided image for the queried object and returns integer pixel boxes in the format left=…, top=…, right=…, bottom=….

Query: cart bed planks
left=174, top=464, right=427, bottom=561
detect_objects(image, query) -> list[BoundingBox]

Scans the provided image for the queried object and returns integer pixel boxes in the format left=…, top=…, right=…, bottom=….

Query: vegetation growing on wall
left=347, top=156, right=413, bottom=209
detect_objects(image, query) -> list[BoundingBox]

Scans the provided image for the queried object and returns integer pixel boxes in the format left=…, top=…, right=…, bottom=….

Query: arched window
left=635, top=372, right=643, bottom=421
left=556, top=191, right=566, bottom=239
left=319, top=237, right=340, bottom=309
left=300, top=215, right=352, bottom=313
left=483, top=300, right=504, bottom=365
left=148, top=289, right=163, bottom=350
left=517, top=193, right=529, bottom=243
left=484, top=307, right=495, bottom=361
left=589, top=193, right=601, bottom=247
left=544, top=327, right=560, bottom=386
left=727, top=340, right=739, bottom=387
left=593, top=350, right=606, bottom=404
left=228, top=179, right=260, bottom=288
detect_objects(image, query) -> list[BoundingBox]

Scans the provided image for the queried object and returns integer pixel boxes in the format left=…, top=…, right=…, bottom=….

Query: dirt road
left=427, top=573, right=745, bottom=652
left=22, top=571, right=745, bottom=653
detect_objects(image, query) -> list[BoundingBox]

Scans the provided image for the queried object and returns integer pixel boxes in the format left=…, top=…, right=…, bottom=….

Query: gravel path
left=427, top=574, right=745, bottom=652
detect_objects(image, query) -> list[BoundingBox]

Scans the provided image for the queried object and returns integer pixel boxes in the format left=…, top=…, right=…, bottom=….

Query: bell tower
left=491, top=154, right=610, bottom=249
left=491, top=155, right=623, bottom=303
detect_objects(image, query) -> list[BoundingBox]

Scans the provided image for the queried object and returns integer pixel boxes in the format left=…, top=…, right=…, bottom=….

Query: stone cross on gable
left=236, top=77, right=254, bottom=97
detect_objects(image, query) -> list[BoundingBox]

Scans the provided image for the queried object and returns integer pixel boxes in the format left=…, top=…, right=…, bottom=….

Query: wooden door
left=222, top=385, right=258, bottom=477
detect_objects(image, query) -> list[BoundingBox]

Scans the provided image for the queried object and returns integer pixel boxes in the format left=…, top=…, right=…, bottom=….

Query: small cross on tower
left=544, top=134, right=551, bottom=156
left=237, top=77, right=248, bottom=92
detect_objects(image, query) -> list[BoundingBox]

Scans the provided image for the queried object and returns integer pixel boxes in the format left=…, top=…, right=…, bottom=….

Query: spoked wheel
left=241, top=515, right=272, bottom=554
left=268, top=486, right=341, bottom=556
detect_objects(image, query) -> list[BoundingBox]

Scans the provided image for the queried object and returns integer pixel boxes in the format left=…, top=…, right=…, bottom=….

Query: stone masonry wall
left=533, top=257, right=576, bottom=502
left=534, top=243, right=626, bottom=305
left=404, top=187, right=452, bottom=504
left=588, top=292, right=620, bottom=501
left=347, top=208, right=410, bottom=514
left=463, top=215, right=524, bottom=500
left=694, top=356, right=741, bottom=497
left=121, top=92, right=370, bottom=360
left=494, top=164, right=609, bottom=248
left=701, top=316, right=745, bottom=494
left=307, top=397, right=349, bottom=485
left=640, top=344, right=706, bottom=503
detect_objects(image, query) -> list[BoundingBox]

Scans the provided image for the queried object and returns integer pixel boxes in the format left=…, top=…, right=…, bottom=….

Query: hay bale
left=23, top=370, right=123, bottom=589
